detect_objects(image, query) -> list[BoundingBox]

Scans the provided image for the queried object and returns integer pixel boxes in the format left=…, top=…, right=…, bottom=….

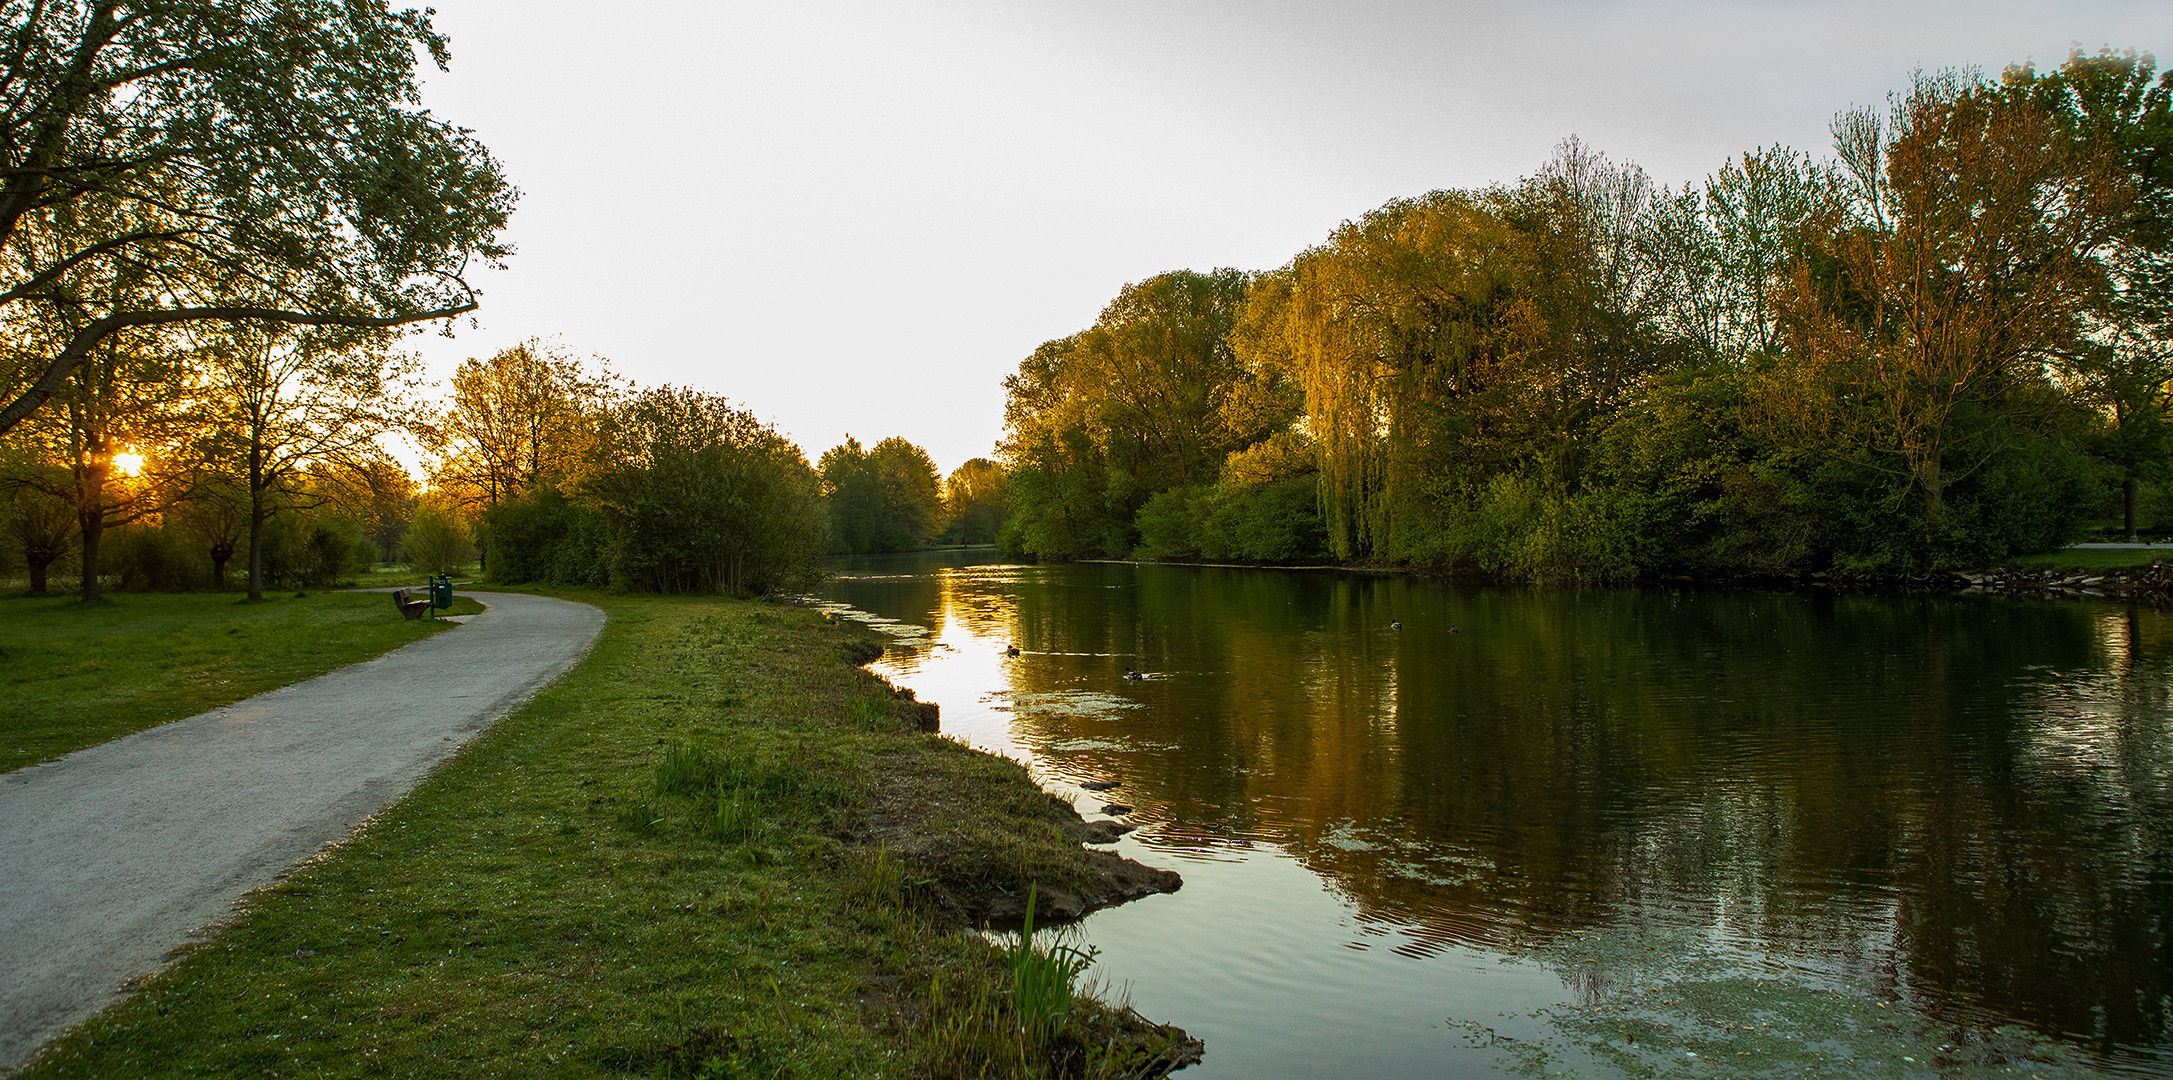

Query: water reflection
left=819, top=551, right=2173, bottom=1077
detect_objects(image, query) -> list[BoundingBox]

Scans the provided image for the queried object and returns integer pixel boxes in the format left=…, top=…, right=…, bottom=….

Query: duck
left=1389, top=621, right=1401, bottom=631
left=1004, top=644, right=1021, bottom=657
left=1123, top=669, right=1144, bottom=682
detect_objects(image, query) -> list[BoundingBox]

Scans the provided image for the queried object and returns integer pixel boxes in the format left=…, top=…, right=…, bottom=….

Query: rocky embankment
left=1778, top=560, right=2173, bottom=600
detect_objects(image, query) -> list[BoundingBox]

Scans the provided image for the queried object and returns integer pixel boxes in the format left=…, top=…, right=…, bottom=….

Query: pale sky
left=403, top=1, right=2168, bottom=477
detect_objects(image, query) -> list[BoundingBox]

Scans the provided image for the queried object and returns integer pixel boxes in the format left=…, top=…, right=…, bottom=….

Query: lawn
left=0, top=589, right=483, bottom=772
left=1999, top=546, right=2173, bottom=570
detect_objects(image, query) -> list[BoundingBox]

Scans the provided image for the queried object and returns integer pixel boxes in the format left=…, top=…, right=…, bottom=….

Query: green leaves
left=0, top=0, right=516, bottom=435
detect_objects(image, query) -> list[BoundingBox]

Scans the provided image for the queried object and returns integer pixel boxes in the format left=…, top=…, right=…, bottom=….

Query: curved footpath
left=0, top=591, right=605, bottom=1072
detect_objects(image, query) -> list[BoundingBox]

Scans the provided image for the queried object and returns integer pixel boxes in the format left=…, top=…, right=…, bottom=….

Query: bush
left=402, top=503, right=477, bottom=576
left=259, top=512, right=370, bottom=587
left=108, top=522, right=209, bottom=591
left=486, top=485, right=610, bottom=586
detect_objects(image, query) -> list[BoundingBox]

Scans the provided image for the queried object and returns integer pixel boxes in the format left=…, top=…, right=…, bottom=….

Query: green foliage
left=820, top=436, right=945, bottom=553
left=0, top=0, right=514, bottom=437
left=1134, top=476, right=1329, bottom=564
left=482, top=483, right=610, bottom=587
left=1001, top=270, right=1264, bottom=559
left=993, top=53, right=2173, bottom=577
left=400, top=502, right=476, bottom=576
left=585, top=387, right=826, bottom=595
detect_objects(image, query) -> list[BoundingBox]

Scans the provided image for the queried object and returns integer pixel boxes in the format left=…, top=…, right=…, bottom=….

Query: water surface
left=817, top=551, right=2173, bottom=1077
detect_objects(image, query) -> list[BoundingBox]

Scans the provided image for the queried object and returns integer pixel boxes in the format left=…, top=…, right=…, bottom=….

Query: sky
left=402, top=0, right=2169, bottom=478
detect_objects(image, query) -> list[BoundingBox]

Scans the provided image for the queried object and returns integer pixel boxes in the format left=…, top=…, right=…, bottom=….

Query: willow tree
left=1250, top=189, right=1536, bottom=558
left=0, top=0, right=515, bottom=436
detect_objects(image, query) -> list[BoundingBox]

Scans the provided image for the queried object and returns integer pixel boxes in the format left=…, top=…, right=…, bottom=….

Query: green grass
left=353, top=563, right=486, bottom=587
left=0, top=590, right=484, bottom=772
left=1998, top=547, right=2173, bottom=570
left=14, top=592, right=1187, bottom=1079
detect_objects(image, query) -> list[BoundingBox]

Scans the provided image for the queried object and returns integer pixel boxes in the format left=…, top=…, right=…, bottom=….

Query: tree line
left=1, top=329, right=1016, bottom=600
left=1000, top=51, right=2173, bottom=578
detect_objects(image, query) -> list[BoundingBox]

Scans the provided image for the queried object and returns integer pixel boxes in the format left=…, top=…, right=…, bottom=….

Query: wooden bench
left=392, top=588, right=432, bottom=620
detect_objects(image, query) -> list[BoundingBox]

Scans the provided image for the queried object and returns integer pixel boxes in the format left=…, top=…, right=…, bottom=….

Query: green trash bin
left=430, top=574, right=453, bottom=610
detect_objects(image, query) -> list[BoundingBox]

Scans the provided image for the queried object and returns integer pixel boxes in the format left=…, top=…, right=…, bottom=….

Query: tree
left=587, top=387, right=823, bottom=594
left=421, top=339, right=609, bottom=510
left=999, top=269, right=1256, bottom=557
left=817, top=437, right=881, bottom=553
left=198, top=325, right=412, bottom=601
left=1783, top=71, right=2129, bottom=535
left=942, top=458, right=1011, bottom=545
left=867, top=437, right=942, bottom=550
left=40, top=326, right=197, bottom=602
left=0, top=463, right=76, bottom=591
left=818, top=436, right=943, bottom=553
left=323, top=456, right=419, bottom=564
left=0, top=0, right=514, bottom=437
left=2026, top=50, right=2173, bottom=538
left=171, top=469, right=245, bottom=587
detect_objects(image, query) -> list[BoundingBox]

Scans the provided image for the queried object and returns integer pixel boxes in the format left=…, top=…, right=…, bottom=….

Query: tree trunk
left=28, top=552, right=53, bottom=592
left=76, top=456, right=109, bottom=604
left=210, top=540, right=233, bottom=590
left=78, top=508, right=103, bottom=603
left=2125, top=475, right=2139, bottom=542
left=1918, top=452, right=1944, bottom=543
left=247, top=439, right=267, bottom=602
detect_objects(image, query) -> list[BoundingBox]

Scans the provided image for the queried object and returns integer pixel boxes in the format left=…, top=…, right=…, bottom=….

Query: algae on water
left=1456, top=927, right=2105, bottom=1079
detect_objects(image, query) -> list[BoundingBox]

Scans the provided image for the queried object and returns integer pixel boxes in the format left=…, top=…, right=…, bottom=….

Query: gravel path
left=0, top=591, right=605, bottom=1071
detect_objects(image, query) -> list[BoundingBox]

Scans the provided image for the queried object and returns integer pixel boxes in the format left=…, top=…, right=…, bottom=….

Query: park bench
left=392, top=576, right=453, bottom=620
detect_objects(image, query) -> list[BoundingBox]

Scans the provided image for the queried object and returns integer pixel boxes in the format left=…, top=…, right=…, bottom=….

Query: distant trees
left=941, top=459, right=1011, bottom=545
left=819, top=436, right=943, bottom=553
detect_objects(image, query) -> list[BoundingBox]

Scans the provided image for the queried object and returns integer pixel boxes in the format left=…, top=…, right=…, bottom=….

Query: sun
left=113, top=451, right=145, bottom=477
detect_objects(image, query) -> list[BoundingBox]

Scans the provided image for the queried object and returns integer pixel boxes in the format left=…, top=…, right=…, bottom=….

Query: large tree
left=420, top=339, right=609, bottom=509
left=198, top=324, right=411, bottom=601
left=0, top=0, right=514, bottom=437
left=1782, top=70, right=2129, bottom=533
left=587, top=387, right=823, bottom=595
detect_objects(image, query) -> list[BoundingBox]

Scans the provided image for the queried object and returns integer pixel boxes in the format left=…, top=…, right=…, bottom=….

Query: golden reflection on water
left=822, top=552, right=2173, bottom=1078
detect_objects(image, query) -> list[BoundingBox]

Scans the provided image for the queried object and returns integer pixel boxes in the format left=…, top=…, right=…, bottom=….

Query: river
left=815, top=550, right=2173, bottom=1078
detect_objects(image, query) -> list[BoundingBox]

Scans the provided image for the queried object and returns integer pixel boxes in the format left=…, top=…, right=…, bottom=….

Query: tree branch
left=0, top=298, right=478, bottom=437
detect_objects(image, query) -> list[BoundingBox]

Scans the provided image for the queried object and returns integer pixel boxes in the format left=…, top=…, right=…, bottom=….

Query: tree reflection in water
left=821, top=551, right=2172, bottom=1078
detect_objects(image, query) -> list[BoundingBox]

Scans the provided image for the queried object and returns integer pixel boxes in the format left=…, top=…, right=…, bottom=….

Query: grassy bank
left=15, top=592, right=1194, bottom=1079
left=2000, top=546, right=2170, bottom=570
left=0, top=590, right=483, bottom=773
